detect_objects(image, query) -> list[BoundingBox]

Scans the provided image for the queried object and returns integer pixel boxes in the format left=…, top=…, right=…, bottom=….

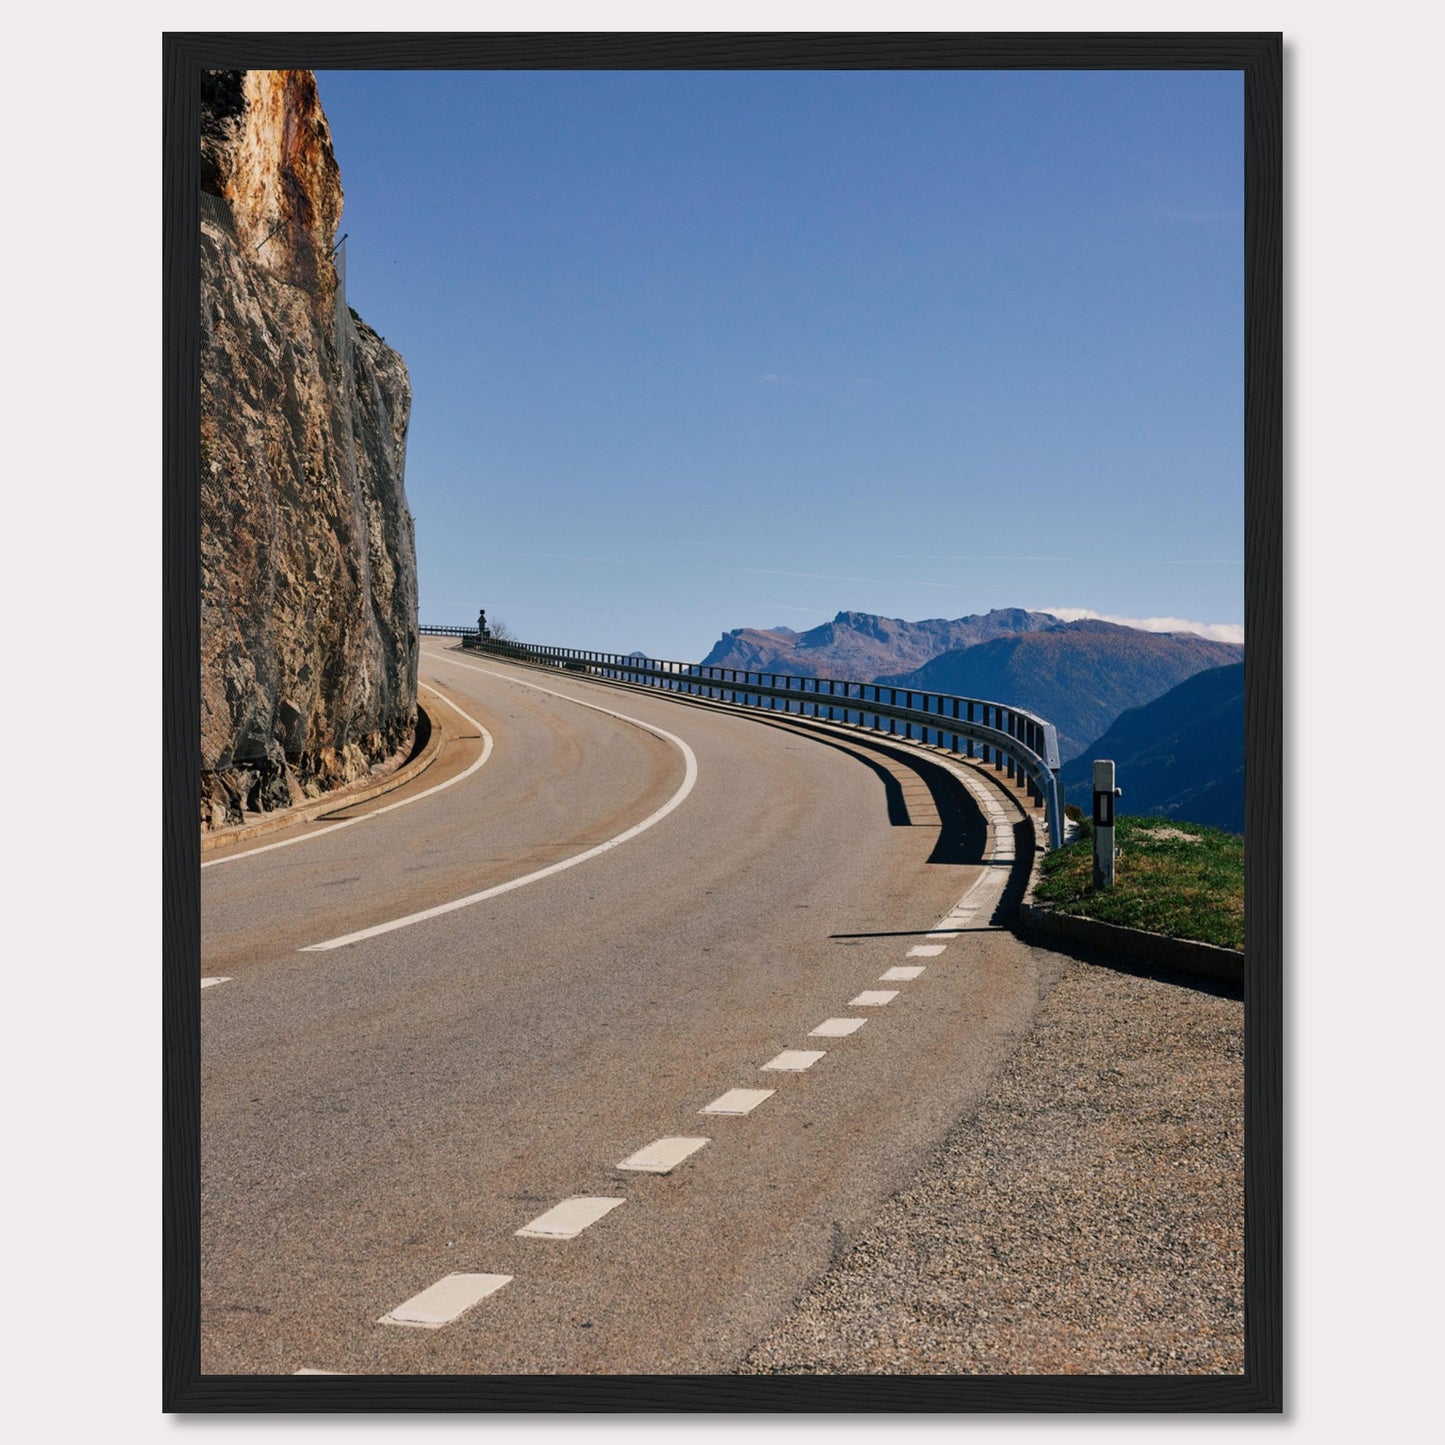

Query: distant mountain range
left=698, top=608, right=1243, bottom=766
left=1060, top=663, right=1244, bottom=834
left=878, top=619, right=1243, bottom=763
left=700, top=608, right=1061, bottom=679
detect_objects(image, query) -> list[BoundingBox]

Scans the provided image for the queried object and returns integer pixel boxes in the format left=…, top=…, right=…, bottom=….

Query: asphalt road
left=200, top=642, right=1062, bottom=1375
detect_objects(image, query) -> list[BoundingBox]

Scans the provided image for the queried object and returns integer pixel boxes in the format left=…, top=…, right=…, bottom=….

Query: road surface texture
left=200, top=642, right=1242, bottom=1375
left=739, top=953, right=1244, bottom=1374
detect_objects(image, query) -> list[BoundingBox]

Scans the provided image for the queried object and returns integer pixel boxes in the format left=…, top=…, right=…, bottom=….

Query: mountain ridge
left=1059, top=663, right=1244, bottom=833
left=878, top=620, right=1243, bottom=763
left=700, top=607, right=1061, bottom=679
left=698, top=606, right=1242, bottom=767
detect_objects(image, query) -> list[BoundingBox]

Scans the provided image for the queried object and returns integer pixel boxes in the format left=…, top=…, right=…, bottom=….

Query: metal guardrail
left=418, top=624, right=481, bottom=638
left=443, top=632, right=1067, bottom=849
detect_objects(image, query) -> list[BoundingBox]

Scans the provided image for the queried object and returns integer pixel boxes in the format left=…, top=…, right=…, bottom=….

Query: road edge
left=199, top=701, right=444, bottom=854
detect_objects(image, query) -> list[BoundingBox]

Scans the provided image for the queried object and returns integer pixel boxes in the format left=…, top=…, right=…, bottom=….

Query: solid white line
left=516, top=1197, right=625, bottom=1239
left=761, top=1050, right=826, bottom=1072
left=202, top=682, right=494, bottom=869
left=849, top=989, right=898, bottom=1007
left=880, top=966, right=925, bottom=981
left=809, top=1017, right=866, bottom=1037
left=378, top=1272, right=512, bottom=1329
left=701, top=1088, right=775, bottom=1116
left=200, top=977, right=232, bottom=989
left=301, top=665, right=698, bottom=951
left=616, top=1136, right=711, bottom=1173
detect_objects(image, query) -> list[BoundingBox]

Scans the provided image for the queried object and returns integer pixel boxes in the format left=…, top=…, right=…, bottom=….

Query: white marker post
left=1092, top=759, right=1122, bottom=889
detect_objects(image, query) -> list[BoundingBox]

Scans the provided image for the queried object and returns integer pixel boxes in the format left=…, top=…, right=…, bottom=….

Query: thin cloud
left=886, top=552, right=1234, bottom=566
left=1039, top=608, right=1244, bottom=645
left=1154, top=206, right=1243, bottom=224
left=489, top=549, right=637, bottom=568
left=897, top=555, right=1073, bottom=564
left=710, top=564, right=896, bottom=586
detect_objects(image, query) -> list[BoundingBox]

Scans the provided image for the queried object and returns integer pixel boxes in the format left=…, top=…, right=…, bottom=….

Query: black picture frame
left=164, top=30, right=1281, bottom=1412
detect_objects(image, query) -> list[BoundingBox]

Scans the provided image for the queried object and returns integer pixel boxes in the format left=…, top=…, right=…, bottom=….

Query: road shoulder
left=738, top=946, right=1244, bottom=1375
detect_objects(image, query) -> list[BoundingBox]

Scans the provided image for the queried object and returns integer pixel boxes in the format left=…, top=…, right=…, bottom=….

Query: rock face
left=199, top=70, right=418, bottom=828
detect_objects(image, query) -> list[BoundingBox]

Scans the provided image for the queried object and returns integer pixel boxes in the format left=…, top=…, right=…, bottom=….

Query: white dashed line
left=809, top=1017, right=866, bottom=1038
left=761, top=1050, right=826, bottom=1072
left=379, top=1273, right=512, bottom=1329
left=305, top=673, right=1034, bottom=1345
left=617, top=1137, right=711, bottom=1173
left=203, top=683, right=494, bottom=870
left=701, top=1088, right=775, bottom=1116
left=293, top=1369, right=345, bottom=1375
left=516, top=1197, right=625, bottom=1239
left=938, top=907, right=979, bottom=926
left=201, top=977, right=231, bottom=989
left=302, top=666, right=699, bottom=951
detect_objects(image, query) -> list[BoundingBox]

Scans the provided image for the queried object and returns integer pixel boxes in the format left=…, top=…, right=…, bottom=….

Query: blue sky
left=315, top=68, right=1243, bottom=660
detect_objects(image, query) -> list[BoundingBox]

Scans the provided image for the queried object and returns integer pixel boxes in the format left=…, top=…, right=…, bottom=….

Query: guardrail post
left=1043, top=770, right=1063, bottom=849
left=1092, top=759, right=1121, bottom=888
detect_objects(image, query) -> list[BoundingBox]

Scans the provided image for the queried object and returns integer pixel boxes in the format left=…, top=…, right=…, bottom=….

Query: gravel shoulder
left=738, top=946, right=1244, bottom=1376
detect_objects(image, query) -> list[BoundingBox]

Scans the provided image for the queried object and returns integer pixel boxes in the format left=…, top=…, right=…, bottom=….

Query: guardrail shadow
left=830, top=811, right=1037, bottom=942
left=734, top=712, right=990, bottom=867
left=997, top=818, right=1037, bottom=922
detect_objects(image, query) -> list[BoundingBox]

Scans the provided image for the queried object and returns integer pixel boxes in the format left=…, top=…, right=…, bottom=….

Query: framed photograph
left=165, top=31, right=1281, bottom=1411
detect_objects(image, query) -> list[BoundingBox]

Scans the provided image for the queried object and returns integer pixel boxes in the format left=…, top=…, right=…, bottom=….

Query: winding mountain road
left=200, top=641, right=1060, bottom=1375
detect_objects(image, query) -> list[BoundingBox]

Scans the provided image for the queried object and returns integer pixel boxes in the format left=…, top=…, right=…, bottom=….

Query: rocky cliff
left=199, top=70, right=418, bottom=829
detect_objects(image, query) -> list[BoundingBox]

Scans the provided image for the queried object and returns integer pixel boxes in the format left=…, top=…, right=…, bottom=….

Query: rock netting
left=739, top=956, right=1244, bottom=1375
left=199, top=70, right=418, bottom=828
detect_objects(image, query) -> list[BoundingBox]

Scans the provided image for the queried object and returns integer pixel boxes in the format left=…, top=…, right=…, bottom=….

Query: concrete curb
left=1009, top=788, right=1243, bottom=984
left=200, top=702, right=443, bottom=853
left=1014, top=901, right=1245, bottom=985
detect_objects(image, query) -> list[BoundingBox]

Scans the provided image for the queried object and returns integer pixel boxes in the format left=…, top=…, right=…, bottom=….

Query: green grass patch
left=1034, top=816, right=1244, bottom=952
